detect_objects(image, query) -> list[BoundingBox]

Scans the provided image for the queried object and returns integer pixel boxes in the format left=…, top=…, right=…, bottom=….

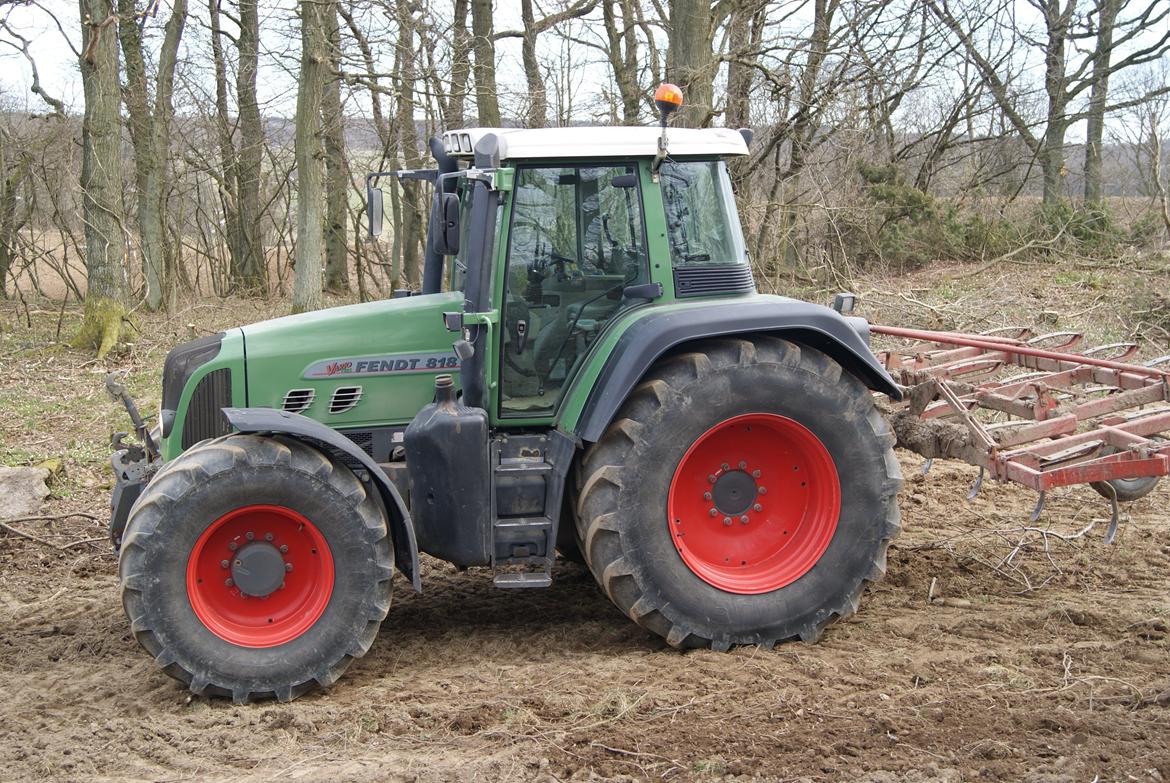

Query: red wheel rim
left=667, top=413, right=841, bottom=594
left=186, top=505, right=334, bottom=648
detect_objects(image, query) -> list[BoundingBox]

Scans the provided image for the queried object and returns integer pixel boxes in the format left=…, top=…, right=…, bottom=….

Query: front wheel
left=575, top=336, right=901, bottom=649
left=118, top=434, right=393, bottom=703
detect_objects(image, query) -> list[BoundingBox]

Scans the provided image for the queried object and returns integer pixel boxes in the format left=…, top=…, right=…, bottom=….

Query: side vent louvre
left=673, top=264, right=756, bottom=298
left=281, top=388, right=315, bottom=414
left=181, top=369, right=233, bottom=449
left=330, top=386, right=364, bottom=414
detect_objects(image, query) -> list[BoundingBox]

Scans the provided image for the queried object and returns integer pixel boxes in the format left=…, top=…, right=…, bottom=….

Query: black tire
left=574, top=336, right=902, bottom=649
left=1090, top=447, right=1162, bottom=502
left=119, top=434, right=393, bottom=703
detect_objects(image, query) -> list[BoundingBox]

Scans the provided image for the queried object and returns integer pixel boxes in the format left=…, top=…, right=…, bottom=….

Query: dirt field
left=1, top=259, right=1168, bottom=782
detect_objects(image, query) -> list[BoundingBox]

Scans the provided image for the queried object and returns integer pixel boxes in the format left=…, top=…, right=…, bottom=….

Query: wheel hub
left=711, top=469, right=757, bottom=516
left=667, top=413, right=841, bottom=594
left=186, top=505, right=334, bottom=648
left=231, top=542, right=286, bottom=597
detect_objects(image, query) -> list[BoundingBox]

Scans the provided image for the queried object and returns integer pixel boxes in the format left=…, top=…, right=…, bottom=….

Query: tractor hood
left=240, top=291, right=463, bottom=429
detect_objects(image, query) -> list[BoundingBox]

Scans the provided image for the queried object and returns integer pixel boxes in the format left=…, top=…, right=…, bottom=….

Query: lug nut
left=708, top=474, right=717, bottom=484
left=722, top=517, right=732, bottom=526
left=703, top=492, right=712, bottom=501
left=285, top=563, right=294, bottom=572
left=245, top=531, right=255, bottom=541
left=224, top=578, right=234, bottom=587
left=709, top=508, right=718, bottom=517
left=758, top=486, right=767, bottom=495
left=752, top=470, right=761, bottom=479
left=234, top=560, right=241, bottom=567
left=264, top=532, right=274, bottom=542
left=753, top=503, right=763, bottom=512
left=279, top=544, right=288, bottom=553
left=220, top=559, right=229, bottom=569
left=740, top=515, right=749, bottom=524
left=228, top=541, right=238, bottom=551
left=721, top=463, right=729, bottom=471
left=738, top=461, right=747, bottom=470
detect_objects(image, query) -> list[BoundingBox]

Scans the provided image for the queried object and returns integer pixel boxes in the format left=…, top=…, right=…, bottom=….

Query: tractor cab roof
left=439, top=126, right=749, bottom=162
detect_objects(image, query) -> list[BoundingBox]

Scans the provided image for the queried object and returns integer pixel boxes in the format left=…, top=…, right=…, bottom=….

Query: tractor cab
left=365, top=121, right=754, bottom=425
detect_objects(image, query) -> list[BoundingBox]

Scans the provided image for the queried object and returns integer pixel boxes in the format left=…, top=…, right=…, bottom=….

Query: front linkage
left=106, top=371, right=161, bottom=548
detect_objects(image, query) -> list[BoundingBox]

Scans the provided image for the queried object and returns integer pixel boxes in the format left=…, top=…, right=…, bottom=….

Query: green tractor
left=108, top=86, right=902, bottom=703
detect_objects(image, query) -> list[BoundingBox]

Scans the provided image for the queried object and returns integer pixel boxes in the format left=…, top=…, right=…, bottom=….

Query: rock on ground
left=0, top=467, right=50, bottom=520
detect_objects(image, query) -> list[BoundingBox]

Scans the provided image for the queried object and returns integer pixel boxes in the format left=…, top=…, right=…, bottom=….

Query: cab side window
left=500, top=164, right=647, bottom=416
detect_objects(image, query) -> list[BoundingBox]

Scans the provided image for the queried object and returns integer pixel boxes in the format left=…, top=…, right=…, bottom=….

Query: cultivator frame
left=873, top=324, right=1170, bottom=540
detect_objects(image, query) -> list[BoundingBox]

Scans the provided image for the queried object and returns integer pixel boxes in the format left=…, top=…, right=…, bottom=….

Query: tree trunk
left=448, top=0, right=471, bottom=127
left=74, top=0, right=129, bottom=357
left=520, top=0, right=546, bottom=127
left=322, top=0, right=349, bottom=293
left=396, top=0, right=424, bottom=288
left=603, top=0, right=642, bottom=123
left=1084, top=0, right=1119, bottom=207
left=117, top=0, right=186, bottom=312
left=292, top=0, right=326, bottom=313
left=665, top=0, right=713, bottom=127
left=1039, top=0, right=1073, bottom=207
left=470, top=0, right=501, bottom=125
left=236, top=0, right=266, bottom=291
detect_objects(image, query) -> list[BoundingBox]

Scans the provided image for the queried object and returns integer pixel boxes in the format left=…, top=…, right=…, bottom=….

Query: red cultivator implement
left=873, top=324, right=1170, bottom=542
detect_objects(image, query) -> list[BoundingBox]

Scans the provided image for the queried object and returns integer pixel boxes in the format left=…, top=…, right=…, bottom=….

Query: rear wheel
left=575, top=336, right=901, bottom=649
left=119, top=434, right=393, bottom=703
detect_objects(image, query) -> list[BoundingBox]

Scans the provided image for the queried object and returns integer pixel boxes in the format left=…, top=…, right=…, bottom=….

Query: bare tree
left=322, top=0, right=349, bottom=293
left=292, top=0, right=327, bottom=313
left=117, top=0, right=187, bottom=311
left=74, top=0, right=129, bottom=357
left=470, top=0, right=500, bottom=125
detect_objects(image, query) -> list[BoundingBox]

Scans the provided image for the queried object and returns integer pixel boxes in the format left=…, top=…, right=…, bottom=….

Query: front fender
left=571, top=298, right=902, bottom=443
left=222, top=407, right=421, bottom=592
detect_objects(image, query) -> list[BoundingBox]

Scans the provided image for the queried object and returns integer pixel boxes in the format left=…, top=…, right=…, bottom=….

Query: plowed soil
left=1, top=259, right=1169, bottom=782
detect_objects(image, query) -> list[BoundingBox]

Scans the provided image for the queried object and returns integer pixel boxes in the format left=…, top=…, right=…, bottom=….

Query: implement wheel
left=119, top=434, right=393, bottom=703
left=575, top=336, right=901, bottom=649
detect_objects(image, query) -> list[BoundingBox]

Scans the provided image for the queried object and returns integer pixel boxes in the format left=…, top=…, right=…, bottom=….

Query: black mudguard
left=573, top=298, right=903, bottom=443
left=222, top=407, right=421, bottom=592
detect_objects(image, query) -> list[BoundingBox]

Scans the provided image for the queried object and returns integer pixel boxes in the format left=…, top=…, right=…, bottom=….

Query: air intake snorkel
left=422, top=135, right=460, bottom=294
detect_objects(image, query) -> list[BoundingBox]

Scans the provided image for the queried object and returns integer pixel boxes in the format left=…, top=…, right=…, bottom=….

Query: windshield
left=660, top=160, right=748, bottom=267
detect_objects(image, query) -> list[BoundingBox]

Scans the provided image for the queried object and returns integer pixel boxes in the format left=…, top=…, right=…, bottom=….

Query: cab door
left=494, top=162, right=651, bottom=422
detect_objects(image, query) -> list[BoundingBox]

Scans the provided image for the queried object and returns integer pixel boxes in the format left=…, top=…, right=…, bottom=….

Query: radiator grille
left=181, top=369, right=233, bottom=449
left=344, top=430, right=374, bottom=456
left=673, top=264, right=756, bottom=298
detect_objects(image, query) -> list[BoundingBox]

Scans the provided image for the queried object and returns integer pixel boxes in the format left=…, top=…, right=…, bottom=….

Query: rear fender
left=222, top=407, right=421, bottom=592
left=572, top=299, right=902, bottom=443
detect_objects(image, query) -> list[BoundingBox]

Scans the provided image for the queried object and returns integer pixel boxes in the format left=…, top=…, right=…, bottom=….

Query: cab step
left=492, top=572, right=553, bottom=589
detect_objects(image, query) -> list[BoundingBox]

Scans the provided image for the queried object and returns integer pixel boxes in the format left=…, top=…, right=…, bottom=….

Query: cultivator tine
left=1026, top=331, right=1085, bottom=351
left=966, top=467, right=984, bottom=501
left=1082, top=343, right=1140, bottom=362
left=1092, top=477, right=1122, bottom=544
left=1029, top=492, right=1046, bottom=523
left=1145, top=354, right=1170, bottom=369
left=922, top=457, right=934, bottom=476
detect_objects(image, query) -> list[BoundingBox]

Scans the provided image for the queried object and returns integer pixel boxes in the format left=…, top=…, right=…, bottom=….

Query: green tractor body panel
left=159, top=293, right=461, bottom=461
left=240, top=292, right=462, bottom=427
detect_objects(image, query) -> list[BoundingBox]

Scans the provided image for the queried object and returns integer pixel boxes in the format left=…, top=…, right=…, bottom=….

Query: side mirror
left=367, top=181, right=384, bottom=237
left=432, top=192, right=460, bottom=256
